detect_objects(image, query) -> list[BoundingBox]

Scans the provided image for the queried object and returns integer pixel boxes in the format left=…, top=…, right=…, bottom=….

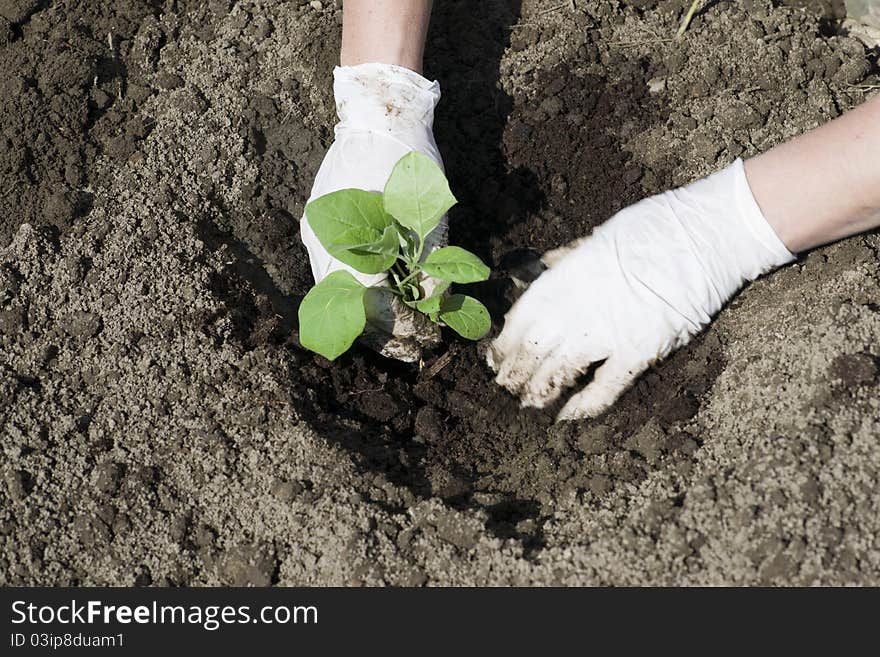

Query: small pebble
left=647, top=76, right=667, bottom=94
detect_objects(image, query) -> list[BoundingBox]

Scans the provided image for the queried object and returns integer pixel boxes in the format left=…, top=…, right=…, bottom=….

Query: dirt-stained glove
left=300, top=63, right=446, bottom=362
left=487, top=159, right=795, bottom=420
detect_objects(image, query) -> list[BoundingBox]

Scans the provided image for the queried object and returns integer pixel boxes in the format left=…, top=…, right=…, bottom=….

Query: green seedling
left=299, top=152, right=492, bottom=360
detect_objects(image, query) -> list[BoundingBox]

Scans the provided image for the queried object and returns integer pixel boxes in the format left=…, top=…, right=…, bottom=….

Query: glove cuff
left=728, top=158, right=796, bottom=273
left=674, top=158, right=795, bottom=297
left=333, top=63, right=441, bottom=135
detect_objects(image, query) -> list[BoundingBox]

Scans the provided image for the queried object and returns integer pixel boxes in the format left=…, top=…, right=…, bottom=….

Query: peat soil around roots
left=1, top=0, right=879, bottom=585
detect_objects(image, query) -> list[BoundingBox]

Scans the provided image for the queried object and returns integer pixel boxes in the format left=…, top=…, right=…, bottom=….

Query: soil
left=1, top=0, right=879, bottom=585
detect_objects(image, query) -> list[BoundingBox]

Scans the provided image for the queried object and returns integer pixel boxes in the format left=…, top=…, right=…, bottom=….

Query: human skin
left=746, top=93, right=880, bottom=253
left=341, top=0, right=434, bottom=73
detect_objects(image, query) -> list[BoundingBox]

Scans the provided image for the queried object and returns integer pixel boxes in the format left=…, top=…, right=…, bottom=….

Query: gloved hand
left=487, top=159, right=795, bottom=420
left=300, top=62, right=446, bottom=362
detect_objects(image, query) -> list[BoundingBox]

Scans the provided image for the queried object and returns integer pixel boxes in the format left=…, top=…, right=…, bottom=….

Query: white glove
left=487, top=159, right=795, bottom=420
left=300, top=63, right=446, bottom=361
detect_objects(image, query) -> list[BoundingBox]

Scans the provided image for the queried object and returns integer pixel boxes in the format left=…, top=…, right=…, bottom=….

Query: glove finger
left=299, top=215, right=326, bottom=283
left=493, top=329, right=559, bottom=396
left=540, top=236, right=588, bottom=269
left=519, top=349, right=593, bottom=409
left=556, top=358, right=645, bottom=421
left=485, top=311, right=533, bottom=372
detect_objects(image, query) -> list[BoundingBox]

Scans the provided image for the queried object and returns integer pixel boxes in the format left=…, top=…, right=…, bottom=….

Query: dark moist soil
left=0, top=1, right=164, bottom=244
left=225, top=0, right=871, bottom=546
left=226, top=0, right=727, bottom=548
left=1, top=0, right=877, bottom=584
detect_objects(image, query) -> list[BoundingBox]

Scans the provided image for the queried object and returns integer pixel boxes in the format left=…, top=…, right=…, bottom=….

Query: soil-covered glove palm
left=300, top=63, right=446, bottom=362
left=487, top=160, right=795, bottom=421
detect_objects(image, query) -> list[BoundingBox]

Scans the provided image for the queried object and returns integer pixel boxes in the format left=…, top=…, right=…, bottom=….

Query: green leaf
left=377, top=224, right=402, bottom=259
left=421, top=246, right=490, bottom=283
left=306, top=189, right=394, bottom=274
left=331, top=227, right=397, bottom=256
left=415, top=294, right=443, bottom=315
left=403, top=281, right=421, bottom=303
left=393, top=220, right=418, bottom=259
left=415, top=294, right=442, bottom=314
left=439, top=294, right=491, bottom=340
left=329, top=225, right=400, bottom=274
left=383, top=152, right=456, bottom=242
left=298, top=271, right=367, bottom=360
left=414, top=280, right=450, bottom=314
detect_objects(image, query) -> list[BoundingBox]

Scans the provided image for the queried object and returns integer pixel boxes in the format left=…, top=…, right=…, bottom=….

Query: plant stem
left=391, top=233, right=427, bottom=301
left=397, top=265, right=422, bottom=290
left=676, top=0, right=700, bottom=38
left=390, top=260, right=423, bottom=301
left=414, top=237, right=425, bottom=265
left=389, top=267, right=405, bottom=292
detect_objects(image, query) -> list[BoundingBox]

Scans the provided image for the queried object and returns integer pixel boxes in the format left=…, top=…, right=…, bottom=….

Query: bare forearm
left=341, top=0, right=434, bottom=73
left=745, top=94, right=880, bottom=253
